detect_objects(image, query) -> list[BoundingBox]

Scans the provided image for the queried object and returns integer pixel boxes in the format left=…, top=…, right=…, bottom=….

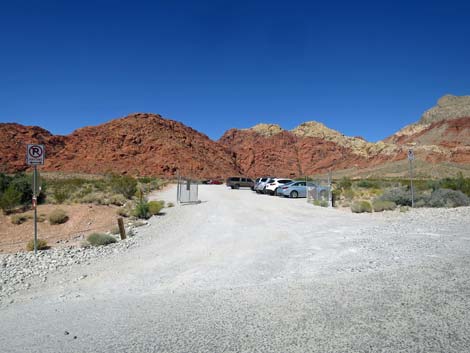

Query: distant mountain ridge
left=1, top=95, right=469, bottom=178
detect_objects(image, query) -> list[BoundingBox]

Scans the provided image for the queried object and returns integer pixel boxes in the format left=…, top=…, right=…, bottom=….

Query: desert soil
left=1, top=185, right=470, bottom=352
left=0, top=204, right=120, bottom=253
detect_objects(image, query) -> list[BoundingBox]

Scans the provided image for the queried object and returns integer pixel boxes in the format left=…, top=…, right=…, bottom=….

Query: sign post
left=27, top=144, right=45, bottom=255
left=408, top=149, right=415, bottom=208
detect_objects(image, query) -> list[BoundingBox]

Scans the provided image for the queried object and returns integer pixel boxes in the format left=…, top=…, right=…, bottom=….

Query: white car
left=265, top=178, right=293, bottom=195
left=254, top=177, right=274, bottom=193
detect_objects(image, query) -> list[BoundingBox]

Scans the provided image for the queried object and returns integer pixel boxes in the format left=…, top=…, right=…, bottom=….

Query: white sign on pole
left=27, top=144, right=45, bottom=165
left=407, top=149, right=415, bottom=161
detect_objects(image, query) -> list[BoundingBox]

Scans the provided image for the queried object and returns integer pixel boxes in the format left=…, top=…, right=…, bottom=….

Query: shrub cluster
left=148, top=200, right=165, bottom=215
left=372, top=200, right=397, bottom=212
left=351, top=201, right=372, bottom=213
left=49, top=209, right=69, bottom=225
left=87, top=233, right=117, bottom=246
left=0, top=173, right=46, bottom=214
left=26, top=239, right=49, bottom=251
left=11, top=214, right=29, bottom=225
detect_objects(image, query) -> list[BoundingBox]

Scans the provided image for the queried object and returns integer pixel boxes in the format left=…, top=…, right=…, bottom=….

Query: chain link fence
left=306, top=172, right=333, bottom=207
left=177, top=176, right=199, bottom=204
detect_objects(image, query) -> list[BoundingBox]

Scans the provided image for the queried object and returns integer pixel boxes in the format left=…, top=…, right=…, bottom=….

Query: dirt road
left=1, top=185, right=470, bottom=352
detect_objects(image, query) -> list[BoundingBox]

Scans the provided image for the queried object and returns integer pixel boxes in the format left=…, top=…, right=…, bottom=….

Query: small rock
left=64, top=331, right=69, bottom=335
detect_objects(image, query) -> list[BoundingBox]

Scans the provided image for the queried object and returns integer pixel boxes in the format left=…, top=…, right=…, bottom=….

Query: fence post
left=117, top=217, right=126, bottom=240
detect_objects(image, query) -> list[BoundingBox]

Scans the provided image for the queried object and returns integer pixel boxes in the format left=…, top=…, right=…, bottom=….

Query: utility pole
left=408, top=149, right=415, bottom=207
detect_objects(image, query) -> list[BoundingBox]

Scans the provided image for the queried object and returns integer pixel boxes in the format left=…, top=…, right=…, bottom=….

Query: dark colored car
left=226, top=177, right=255, bottom=189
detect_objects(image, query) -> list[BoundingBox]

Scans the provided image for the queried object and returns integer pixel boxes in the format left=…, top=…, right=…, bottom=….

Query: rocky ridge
left=1, top=95, right=469, bottom=178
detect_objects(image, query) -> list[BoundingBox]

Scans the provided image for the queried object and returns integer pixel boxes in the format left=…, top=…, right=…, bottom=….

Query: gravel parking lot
left=1, top=185, right=470, bottom=352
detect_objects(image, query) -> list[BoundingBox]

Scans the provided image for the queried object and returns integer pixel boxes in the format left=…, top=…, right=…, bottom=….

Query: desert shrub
left=133, top=200, right=150, bottom=219
left=52, top=187, right=69, bottom=204
left=110, top=175, right=137, bottom=199
left=9, top=173, right=33, bottom=204
left=351, top=200, right=372, bottom=213
left=372, top=200, right=396, bottom=212
left=343, top=189, right=356, bottom=201
left=108, top=194, right=127, bottom=206
left=338, top=177, right=352, bottom=190
left=79, top=192, right=107, bottom=205
left=49, top=209, right=69, bottom=225
left=11, top=214, right=28, bottom=224
left=435, top=173, right=470, bottom=197
left=400, top=206, right=410, bottom=212
left=87, top=233, right=117, bottom=246
left=0, top=173, right=11, bottom=195
left=167, top=202, right=175, bottom=208
left=37, top=213, right=46, bottom=222
left=117, top=206, right=132, bottom=217
left=0, top=185, right=22, bottom=214
left=378, top=186, right=413, bottom=206
left=356, top=179, right=380, bottom=189
left=26, top=239, right=49, bottom=251
left=427, top=188, right=470, bottom=208
left=148, top=200, right=164, bottom=215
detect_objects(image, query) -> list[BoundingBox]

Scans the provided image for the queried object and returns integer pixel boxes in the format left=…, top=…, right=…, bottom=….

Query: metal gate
left=177, top=177, right=199, bottom=204
left=306, top=172, right=332, bottom=207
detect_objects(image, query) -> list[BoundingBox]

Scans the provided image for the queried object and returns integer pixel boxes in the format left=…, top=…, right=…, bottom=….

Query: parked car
left=279, top=181, right=308, bottom=198
left=226, top=177, right=255, bottom=189
left=265, top=178, right=293, bottom=195
left=254, top=177, right=275, bottom=194
left=252, top=177, right=261, bottom=190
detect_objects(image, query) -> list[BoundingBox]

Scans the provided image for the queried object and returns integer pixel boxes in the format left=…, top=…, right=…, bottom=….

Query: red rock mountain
left=1, top=95, right=469, bottom=178
left=0, top=114, right=239, bottom=178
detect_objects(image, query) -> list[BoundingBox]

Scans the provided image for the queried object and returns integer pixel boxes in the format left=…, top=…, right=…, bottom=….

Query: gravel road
left=1, top=185, right=470, bottom=353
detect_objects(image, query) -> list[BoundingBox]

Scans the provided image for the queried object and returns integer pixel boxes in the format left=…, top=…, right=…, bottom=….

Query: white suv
left=265, top=178, right=293, bottom=195
left=255, top=177, right=274, bottom=194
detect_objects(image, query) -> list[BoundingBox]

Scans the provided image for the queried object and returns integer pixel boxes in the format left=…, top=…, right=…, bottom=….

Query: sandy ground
left=1, top=185, right=470, bottom=352
left=0, top=204, right=120, bottom=253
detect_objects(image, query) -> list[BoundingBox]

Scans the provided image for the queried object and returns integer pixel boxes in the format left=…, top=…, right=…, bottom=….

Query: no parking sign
left=27, top=144, right=45, bottom=165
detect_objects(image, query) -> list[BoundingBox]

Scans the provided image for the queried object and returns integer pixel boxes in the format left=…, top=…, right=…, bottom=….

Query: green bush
left=433, top=174, right=470, bottom=197
left=53, top=187, right=69, bottom=204
left=378, top=186, right=412, bottom=206
left=148, top=200, right=164, bottom=215
left=372, top=200, right=396, bottom=212
left=0, top=173, right=11, bottom=195
left=110, top=175, right=137, bottom=199
left=167, top=202, right=175, bottom=208
left=11, top=214, right=28, bottom=225
left=351, top=201, right=372, bottom=213
left=26, top=239, right=49, bottom=251
left=343, top=189, right=356, bottom=201
left=133, top=200, right=150, bottom=219
left=356, top=179, right=380, bottom=189
left=428, top=188, right=470, bottom=208
left=0, top=185, right=22, bottom=214
left=108, top=194, right=127, bottom=206
left=117, top=206, right=132, bottom=217
left=87, top=233, right=117, bottom=246
left=49, top=209, right=69, bottom=225
left=338, top=177, right=352, bottom=190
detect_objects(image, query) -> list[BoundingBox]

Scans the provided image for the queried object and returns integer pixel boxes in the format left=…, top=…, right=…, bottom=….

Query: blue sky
left=1, top=0, right=469, bottom=141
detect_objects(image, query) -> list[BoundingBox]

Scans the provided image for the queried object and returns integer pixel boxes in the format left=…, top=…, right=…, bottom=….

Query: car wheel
left=274, top=188, right=279, bottom=196
left=235, top=184, right=240, bottom=189
left=290, top=191, right=298, bottom=198
left=262, top=186, right=267, bottom=194
left=230, top=185, right=234, bottom=189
